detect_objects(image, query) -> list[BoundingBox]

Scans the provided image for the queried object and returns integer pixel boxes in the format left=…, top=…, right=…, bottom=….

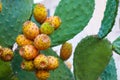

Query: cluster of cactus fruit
left=0, top=0, right=120, bottom=80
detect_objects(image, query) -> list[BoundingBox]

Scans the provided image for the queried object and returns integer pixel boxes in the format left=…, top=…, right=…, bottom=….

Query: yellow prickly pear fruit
left=65, top=61, right=72, bottom=69
left=34, top=54, right=48, bottom=69
left=34, top=34, right=51, bottom=50
left=19, top=45, right=38, bottom=60
left=21, top=60, right=35, bottom=71
left=47, top=56, right=59, bottom=70
left=22, top=21, right=39, bottom=40
left=40, top=22, right=54, bottom=35
left=33, top=3, right=47, bottom=24
left=0, top=48, right=14, bottom=61
left=45, top=16, right=61, bottom=29
left=16, top=34, right=33, bottom=47
left=60, top=42, right=72, bottom=61
left=35, top=70, right=50, bottom=80
left=0, top=2, right=2, bottom=12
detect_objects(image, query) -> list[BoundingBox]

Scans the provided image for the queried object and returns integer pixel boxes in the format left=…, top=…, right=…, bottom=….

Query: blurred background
left=34, top=0, right=120, bottom=79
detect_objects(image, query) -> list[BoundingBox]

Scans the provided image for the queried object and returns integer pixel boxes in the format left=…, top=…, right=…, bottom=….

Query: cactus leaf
left=73, top=35, right=112, bottom=80
left=11, top=50, right=37, bottom=80
left=112, top=36, right=120, bottom=55
left=41, top=48, right=75, bottom=80
left=100, top=57, right=117, bottom=80
left=50, top=0, right=95, bottom=47
left=0, top=0, right=33, bottom=47
left=98, top=0, right=119, bottom=38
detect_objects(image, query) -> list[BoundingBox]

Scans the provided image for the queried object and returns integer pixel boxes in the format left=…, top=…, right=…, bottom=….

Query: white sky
left=34, top=0, right=43, bottom=3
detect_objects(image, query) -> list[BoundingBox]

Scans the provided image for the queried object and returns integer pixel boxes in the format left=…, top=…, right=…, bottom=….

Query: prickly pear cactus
left=50, top=0, right=95, bottom=46
left=0, top=0, right=33, bottom=47
left=73, top=35, right=112, bottom=80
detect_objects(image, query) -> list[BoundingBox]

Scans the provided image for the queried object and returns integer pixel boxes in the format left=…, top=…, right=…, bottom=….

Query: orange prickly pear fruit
left=40, top=22, right=54, bottom=35
left=22, top=21, right=39, bottom=40
left=0, top=2, right=2, bottom=12
left=35, top=70, right=50, bottom=80
left=0, top=48, right=14, bottom=61
left=34, top=34, right=51, bottom=50
left=34, top=54, right=48, bottom=69
left=16, top=34, right=33, bottom=47
left=45, top=16, right=61, bottom=29
left=21, top=60, right=35, bottom=71
left=60, top=42, right=72, bottom=61
left=47, top=56, right=59, bottom=70
left=33, top=3, right=47, bottom=24
left=19, top=45, right=38, bottom=60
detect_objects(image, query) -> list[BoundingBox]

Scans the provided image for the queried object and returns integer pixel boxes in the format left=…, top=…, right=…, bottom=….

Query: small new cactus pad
left=22, top=21, right=39, bottom=40
left=34, top=34, right=51, bottom=50
left=16, top=34, right=33, bottom=47
left=50, top=0, right=95, bottom=46
left=0, top=48, right=14, bottom=61
left=98, top=0, right=118, bottom=38
left=100, top=57, right=117, bottom=80
left=34, top=54, right=48, bottom=69
left=73, top=35, right=112, bottom=80
left=42, top=48, right=74, bottom=80
left=19, top=45, right=38, bottom=60
left=33, top=3, right=47, bottom=24
left=47, top=56, right=59, bottom=70
left=0, top=0, right=33, bottom=47
left=40, top=22, right=54, bottom=35
left=60, top=42, right=72, bottom=61
left=45, top=16, right=61, bottom=29
left=35, top=70, right=50, bottom=80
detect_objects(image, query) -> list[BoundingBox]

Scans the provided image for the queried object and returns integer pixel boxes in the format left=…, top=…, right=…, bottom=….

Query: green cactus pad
left=100, top=57, right=117, bottom=80
left=11, top=50, right=37, bottom=80
left=0, top=0, right=33, bottom=47
left=50, top=0, right=95, bottom=46
left=0, top=60, right=13, bottom=80
left=98, top=0, right=118, bottom=38
left=73, top=35, right=112, bottom=80
left=41, top=48, right=75, bottom=80
left=112, top=36, right=120, bottom=55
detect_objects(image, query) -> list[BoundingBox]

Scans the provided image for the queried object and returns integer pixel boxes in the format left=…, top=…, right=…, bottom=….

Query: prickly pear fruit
left=33, top=3, right=47, bottom=23
left=40, top=22, right=54, bottom=35
left=34, top=34, right=51, bottom=50
left=19, top=45, right=38, bottom=60
left=45, top=16, right=61, bottom=29
left=60, top=42, right=72, bottom=61
left=16, top=34, right=33, bottom=47
left=47, top=56, right=59, bottom=70
left=0, top=2, right=2, bottom=12
left=0, top=48, right=14, bottom=61
left=65, top=61, right=72, bottom=69
left=34, top=54, right=48, bottom=69
left=21, top=60, right=35, bottom=71
left=35, top=70, right=50, bottom=80
left=22, top=21, right=39, bottom=40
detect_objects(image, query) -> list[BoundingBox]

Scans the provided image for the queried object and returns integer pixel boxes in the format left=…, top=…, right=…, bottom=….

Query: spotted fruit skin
left=45, top=16, right=61, bottom=29
left=16, top=34, right=33, bottom=47
left=60, top=42, right=72, bottom=61
left=35, top=70, right=50, bottom=80
left=47, top=56, right=59, bottom=70
left=0, top=2, right=2, bottom=12
left=34, top=34, right=51, bottom=50
left=22, top=21, right=39, bottom=40
left=21, top=60, right=35, bottom=71
left=40, top=22, right=54, bottom=35
left=33, top=3, right=47, bottom=23
left=19, top=45, right=38, bottom=60
left=34, top=54, right=48, bottom=69
left=0, top=48, right=14, bottom=61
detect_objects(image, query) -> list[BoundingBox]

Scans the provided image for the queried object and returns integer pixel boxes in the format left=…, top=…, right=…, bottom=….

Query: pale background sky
left=33, top=0, right=120, bottom=79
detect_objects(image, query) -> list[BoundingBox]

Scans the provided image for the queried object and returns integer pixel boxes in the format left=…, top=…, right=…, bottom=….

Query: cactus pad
left=50, top=0, right=95, bottom=46
left=0, top=0, right=33, bottom=47
left=98, top=0, right=118, bottom=38
left=73, top=35, right=112, bottom=80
